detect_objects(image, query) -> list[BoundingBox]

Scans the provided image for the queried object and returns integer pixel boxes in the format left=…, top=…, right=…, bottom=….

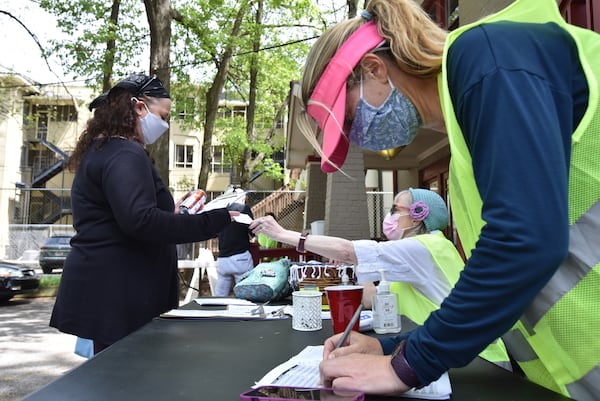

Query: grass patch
left=39, top=275, right=61, bottom=288
left=16, top=274, right=61, bottom=298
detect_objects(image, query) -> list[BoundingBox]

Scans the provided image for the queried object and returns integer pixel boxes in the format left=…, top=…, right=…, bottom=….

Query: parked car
left=39, top=235, right=72, bottom=274
left=0, top=262, right=40, bottom=302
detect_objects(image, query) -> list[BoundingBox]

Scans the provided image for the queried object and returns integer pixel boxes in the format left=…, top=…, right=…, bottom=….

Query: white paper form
left=255, top=345, right=452, bottom=400
left=194, top=298, right=256, bottom=306
left=255, top=346, right=323, bottom=388
left=200, top=191, right=249, bottom=213
left=160, top=305, right=288, bottom=319
left=233, top=213, right=253, bottom=225
left=160, top=298, right=288, bottom=319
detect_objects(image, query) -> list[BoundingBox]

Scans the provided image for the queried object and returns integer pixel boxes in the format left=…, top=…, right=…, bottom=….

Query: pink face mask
left=383, top=212, right=420, bottom=240
left=383, top=213, right=404, bottom=240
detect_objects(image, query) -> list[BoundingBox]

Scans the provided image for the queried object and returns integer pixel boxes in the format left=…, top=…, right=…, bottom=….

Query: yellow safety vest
left=390, top=232, right=510, bottom=368
left=439, top=1, right=600, bottom=398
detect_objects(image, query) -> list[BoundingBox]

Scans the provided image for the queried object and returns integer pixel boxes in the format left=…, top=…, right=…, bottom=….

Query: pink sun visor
left=306, top=21, right=385, bottom=172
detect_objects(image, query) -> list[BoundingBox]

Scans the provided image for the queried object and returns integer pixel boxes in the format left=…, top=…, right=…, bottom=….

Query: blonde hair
left=297, top=0, right=447, bottom=166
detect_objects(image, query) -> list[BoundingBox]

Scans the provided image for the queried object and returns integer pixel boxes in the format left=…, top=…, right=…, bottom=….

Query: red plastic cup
left=325, top=285, right=364, bottom=334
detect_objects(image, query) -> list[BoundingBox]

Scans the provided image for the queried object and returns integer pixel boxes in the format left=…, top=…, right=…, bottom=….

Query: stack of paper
left=160, top=298, right=288, bottom=319
left=255, top=345, right=452, bottom=400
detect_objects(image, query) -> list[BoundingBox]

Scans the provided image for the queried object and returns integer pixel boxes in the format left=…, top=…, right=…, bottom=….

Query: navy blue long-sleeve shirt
left=381, top=21, right=589, bottom=385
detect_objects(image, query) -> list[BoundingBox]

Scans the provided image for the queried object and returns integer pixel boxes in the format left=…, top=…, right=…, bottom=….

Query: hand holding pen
left=320, top=304, right=392, bottom=390
left=322, top=305, right=384, bottom=361
left=335, top=304, right=363, bottom=349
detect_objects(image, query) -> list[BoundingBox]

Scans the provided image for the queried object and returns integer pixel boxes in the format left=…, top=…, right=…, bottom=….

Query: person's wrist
left=390, top=340, right=422, bottom=389
left=296, top=230, right=310, bottom=253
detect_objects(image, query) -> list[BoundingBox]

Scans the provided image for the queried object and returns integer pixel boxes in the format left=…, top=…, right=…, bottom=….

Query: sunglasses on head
left=138, top=74, right=158, bottom=94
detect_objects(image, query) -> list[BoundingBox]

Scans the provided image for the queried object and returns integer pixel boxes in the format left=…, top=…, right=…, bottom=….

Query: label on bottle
left=179, top=190, right=207, bottom=214
left=372, top=293, right=401, bottom=334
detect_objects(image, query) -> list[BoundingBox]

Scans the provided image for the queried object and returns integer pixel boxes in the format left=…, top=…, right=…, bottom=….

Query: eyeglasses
left=390, top=204, right=410, bottom=214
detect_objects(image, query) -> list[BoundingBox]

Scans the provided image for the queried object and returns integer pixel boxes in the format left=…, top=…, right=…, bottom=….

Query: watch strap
left=390, top=340, right=422, bottom=389
left=296, top=231, right=310, bottom=253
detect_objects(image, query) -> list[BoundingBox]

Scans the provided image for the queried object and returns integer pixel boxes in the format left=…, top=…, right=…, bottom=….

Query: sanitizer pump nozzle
left=341, top=270, right=350, bottom=286
left=377, top=269, right=390, bottom=293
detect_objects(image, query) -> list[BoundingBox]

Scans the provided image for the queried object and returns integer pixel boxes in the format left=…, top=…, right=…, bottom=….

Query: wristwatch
left=390, top=340, right=422, bottom=389
left=296, top=231, right=310, bottom=253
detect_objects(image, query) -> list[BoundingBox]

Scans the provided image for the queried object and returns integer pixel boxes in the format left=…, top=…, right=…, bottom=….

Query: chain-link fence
left=6, top=224, right=75, bottom=261
left=11, top=187, right=72, bottom=225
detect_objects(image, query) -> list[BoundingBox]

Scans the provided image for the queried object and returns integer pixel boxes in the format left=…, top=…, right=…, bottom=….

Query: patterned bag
left=233, top=259, right=291, bottom=303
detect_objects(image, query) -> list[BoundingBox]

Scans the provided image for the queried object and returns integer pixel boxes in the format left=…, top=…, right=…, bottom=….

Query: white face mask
left=140, top=103, right=169, bottom=144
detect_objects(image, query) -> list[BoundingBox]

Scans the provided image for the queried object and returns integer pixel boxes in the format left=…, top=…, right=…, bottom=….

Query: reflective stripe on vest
left=439, top=0, right=600, bottom=398
left=567, top=367, right=600, bottom=401
left=522, top=199, right=600, bottom=331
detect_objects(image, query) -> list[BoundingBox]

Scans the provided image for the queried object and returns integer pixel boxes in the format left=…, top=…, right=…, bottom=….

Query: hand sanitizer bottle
left=372, top=269, right=401, bottom=334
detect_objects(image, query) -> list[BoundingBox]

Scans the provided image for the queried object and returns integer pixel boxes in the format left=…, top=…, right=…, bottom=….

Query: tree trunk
left=101, top=0, right=121, bottom=93
left=144, top=0, right=172, bottom=186
left=347, top=0, right=358, bottom=18
left=240, top=0, right=263, bottom=189
left=198, top=1, right=250, bottom=190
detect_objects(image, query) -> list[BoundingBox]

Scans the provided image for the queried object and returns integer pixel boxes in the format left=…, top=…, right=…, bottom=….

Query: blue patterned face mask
left=348, top=76, right=422, bottom=152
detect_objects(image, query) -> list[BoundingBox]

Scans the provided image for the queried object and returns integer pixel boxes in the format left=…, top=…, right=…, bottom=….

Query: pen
left=335, top=304, right=364, bottom=349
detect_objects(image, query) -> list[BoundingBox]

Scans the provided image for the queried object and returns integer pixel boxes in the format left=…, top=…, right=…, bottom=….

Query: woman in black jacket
left=50, top=74, right=235, bottom=354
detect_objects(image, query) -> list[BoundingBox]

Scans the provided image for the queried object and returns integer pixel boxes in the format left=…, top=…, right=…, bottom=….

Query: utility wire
left=0, top=32, right=320, bottom=89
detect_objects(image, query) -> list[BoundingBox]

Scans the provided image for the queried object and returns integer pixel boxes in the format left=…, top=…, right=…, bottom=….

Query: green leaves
left=40, top=0, right=147, bottom=87
left=39, top=0, right=348, bottom=186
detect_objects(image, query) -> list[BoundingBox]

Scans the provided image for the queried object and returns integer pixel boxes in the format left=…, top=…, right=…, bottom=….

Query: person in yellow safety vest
left=294, top=0, right=600, bottom=399
left=250, top=188, right=509, bottom=368
left=256, top=212, right=280, bottom=250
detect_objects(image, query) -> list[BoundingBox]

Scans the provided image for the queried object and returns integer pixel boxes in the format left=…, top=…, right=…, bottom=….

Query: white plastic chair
left=179, top=259, right=199, bottom=304
left=182, top=248, right=217, bottom=303
left=206, top=261, right=219, bottom=296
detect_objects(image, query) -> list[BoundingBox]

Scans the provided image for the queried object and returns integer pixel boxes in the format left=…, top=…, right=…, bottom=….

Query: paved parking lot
left=0, top=262, right=207, bottom=401
left=0, top=297, right=86, bottom=401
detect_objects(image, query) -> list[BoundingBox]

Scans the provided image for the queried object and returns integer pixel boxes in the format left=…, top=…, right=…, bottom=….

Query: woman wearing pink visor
left=299, top=0, right=600, bottom=399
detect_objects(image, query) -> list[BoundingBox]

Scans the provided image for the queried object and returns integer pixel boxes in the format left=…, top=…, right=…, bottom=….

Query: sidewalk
left=0, top=297, right=86, bottom=401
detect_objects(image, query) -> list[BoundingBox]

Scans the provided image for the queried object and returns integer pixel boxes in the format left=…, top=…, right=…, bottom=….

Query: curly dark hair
left=67, top=88, right=146, bottom=172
